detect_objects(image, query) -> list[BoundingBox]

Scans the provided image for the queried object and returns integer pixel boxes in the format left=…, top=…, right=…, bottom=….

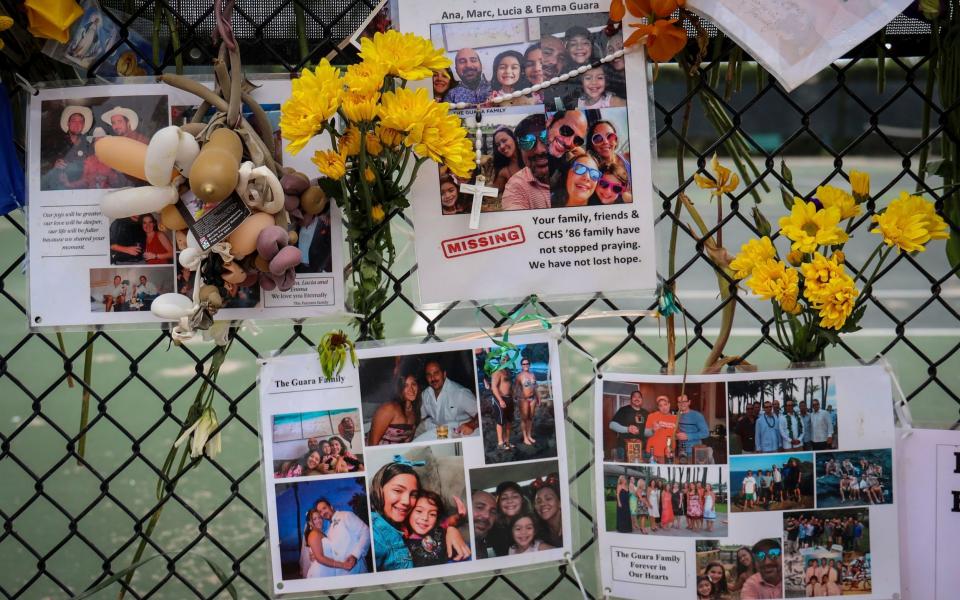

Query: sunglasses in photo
left=597, top=179, right=624, bottom=194
left=518, top=130, right=548, bottom=151
left=572, top=162, right=601, bottom=181
left=558, top=124, right=585, bottom=147
left=754, top=548, right=782, bottom=561
left=591, top=131, right=618, bottom=146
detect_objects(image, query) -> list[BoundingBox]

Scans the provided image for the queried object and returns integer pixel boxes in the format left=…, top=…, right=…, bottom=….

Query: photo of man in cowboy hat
left=102, top=105, right=148, bottom=143
left=39, top=95, right=168, bottom=191
left=41, top=105, right=94, bottom=190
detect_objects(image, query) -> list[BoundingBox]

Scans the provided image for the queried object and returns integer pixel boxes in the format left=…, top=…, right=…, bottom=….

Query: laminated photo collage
left=26, top=80, right=344, bottom=328
left=594, top=366, right=899, bottom=600
left=432, top=11, right=634, bottom=216
left=259, top=334, right=571, bottom=595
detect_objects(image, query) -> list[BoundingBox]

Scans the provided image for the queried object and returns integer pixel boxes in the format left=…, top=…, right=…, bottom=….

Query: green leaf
left=200, top=556, right=238, bottom=600
left=947, top=231, right=960, bottom=278
left=73, top=554, right=164, bottom=599
left=923, top=158, right=952, bottom=178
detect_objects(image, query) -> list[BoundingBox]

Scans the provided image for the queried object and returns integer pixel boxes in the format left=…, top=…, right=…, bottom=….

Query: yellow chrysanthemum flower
left=378, top=88, right=475, bottom=178
left=377, top=125, right=403, bottom=148
left=747, top=260, right=801, bottom=315
left=812, top=277, right=859, bottom=330
left=693, top=153, right=740, bottom=196
left=365, top=131, right=383, bottom=157
left=363, top=167, right=376, bottom=183
left=870, top=191, right=949, bottom=253
left=280, top=60, right=343, bottom=155
left=817, top=184, right=860, bottom=220
left=371, top=204, right=386, bottom=223
left=343, top=60, right=388, bottom=95
left=778, top=200, right=849, bottom=253
left=359, top=30, right=450, bottom=81
left=850, top=170, right=870, bottom=200
left=341, top=90, right=380, bottom=123
left=338, top=126, right=362, bottom=157
left=729, top=236, right=777, bottom=280
left=312, top=149, right=346, bottom=180
left=800, top=252, right=847, bottom=303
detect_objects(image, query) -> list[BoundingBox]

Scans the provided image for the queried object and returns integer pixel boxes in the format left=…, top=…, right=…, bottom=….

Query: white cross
left=460, top=175, right=498, bottom=230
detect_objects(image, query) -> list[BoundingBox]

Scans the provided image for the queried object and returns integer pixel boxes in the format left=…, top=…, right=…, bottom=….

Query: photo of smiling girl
left=367, top=444, right=472, bottom=572
left=489, top=50, right=535, bottom=106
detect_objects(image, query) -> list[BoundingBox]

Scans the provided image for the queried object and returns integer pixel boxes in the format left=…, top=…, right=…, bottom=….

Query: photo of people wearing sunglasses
left=552, top=147, right=601, bottom=208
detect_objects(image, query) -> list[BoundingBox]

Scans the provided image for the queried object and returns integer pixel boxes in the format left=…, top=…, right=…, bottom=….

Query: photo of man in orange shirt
left=644, top=396, right=678, bottom=463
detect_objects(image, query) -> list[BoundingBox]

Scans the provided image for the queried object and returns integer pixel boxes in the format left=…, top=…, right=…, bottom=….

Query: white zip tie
left=13, top=72, right=38, bottom=96
left=564, top=552, right=588, bottom=600
left=878, top=355, right=914, bottom=439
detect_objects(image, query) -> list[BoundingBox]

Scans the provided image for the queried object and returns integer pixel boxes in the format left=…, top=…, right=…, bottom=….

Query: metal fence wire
left=2, top=2, right=959, bottom=599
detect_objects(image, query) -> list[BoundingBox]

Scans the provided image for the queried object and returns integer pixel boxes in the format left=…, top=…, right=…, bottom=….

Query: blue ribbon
left=392, top=455, right=426, bottom=467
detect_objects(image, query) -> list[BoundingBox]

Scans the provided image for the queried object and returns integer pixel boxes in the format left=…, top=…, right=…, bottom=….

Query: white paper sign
left=259, top=333, right=571, bottom=594
left=26, top=80, right=345, bottom=329
left=688, top=0, right=913, bottom=91
left=897, top=427, right=960, bottom=600
left=397, top=0, right=658, bottom=305
left=595, top=365, right=901, bottom=599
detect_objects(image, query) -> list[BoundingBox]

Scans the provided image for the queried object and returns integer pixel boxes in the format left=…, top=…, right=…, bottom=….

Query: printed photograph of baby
left=365, top=443, right=472, bottom=572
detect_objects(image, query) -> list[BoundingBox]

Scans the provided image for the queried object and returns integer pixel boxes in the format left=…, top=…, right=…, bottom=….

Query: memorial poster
left=259, top=333, right=572, bottom=594
left=594, top=366, right=900, bottom=599
left=398, top=0, right=658, bottom=304
left=26, top=79, right=345, bottom=329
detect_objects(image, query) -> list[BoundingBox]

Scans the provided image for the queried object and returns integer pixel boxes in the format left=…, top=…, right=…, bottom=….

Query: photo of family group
left=358, top=349, right=480, bottom=446
left=431, top=12, right=634, bottom=215
left=89, top=267, right=173, bottom=313
left=729, top=377, right=839, bottom=455
left=696, top=537, right=785, bottom=600
left=38, top=95, right=168, bottom=191
left=109, top=212, right=173, bottom=265
left=469, top=459, right=563, bottom=559
left=430, top=13, right=626, bottom=108
left=605, top=464, right=729, bottom=538
left=474, top=342, right=557, bottom=464
left=815, top=450, right=892, bottom=508
left=783, top=508, right=872, bottom=597
left=275, top=476, right=372, bottom=580
left=365, top=443, right=471, bottom=571
left=273, top=409, right=363, bottom=479
left=730, top=453, right=815, bottom=513
left=602, top=380, right=728, bottom=465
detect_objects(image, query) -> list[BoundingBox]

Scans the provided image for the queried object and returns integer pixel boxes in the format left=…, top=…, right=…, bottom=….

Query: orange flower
left=610, top=0, right=626, bottom=21
left=626, top=0, right=685, bottom=18
left=626, top=18, right=687, bottom=62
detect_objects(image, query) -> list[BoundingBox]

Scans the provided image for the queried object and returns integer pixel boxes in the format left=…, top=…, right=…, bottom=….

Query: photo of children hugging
left=469, top=459, right=563, bottom=559
left=365, top=443, right=472, bottom=571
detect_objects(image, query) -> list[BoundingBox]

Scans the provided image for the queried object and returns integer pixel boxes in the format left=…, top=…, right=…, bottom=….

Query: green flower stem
left=399, top=157, right=429, bottom=197
left=855, top=245, right=894, bottom=310
left=679, top=193, right=737, bottom=370
left=118, top=343, right=230, bottom=600
left=294, top=1, right=309, bottom=64
left=77, top=332, right=95, bottom=462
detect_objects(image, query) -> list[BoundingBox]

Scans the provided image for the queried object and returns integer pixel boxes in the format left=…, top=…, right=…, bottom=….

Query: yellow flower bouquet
left=281, top=31, right=474, bottom=338
left=732, top=172, right=949, bottom=363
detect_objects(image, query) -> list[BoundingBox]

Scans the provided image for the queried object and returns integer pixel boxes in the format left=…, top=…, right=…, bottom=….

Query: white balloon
left=150, top=293, right=196, bottom=320
left=100, top=185, right=178, bottom=219
left=144, top=126, right=181, bottom=186
left=175, top=130, right=201, bottom=178
left=178, top=247, right=205, bottom=270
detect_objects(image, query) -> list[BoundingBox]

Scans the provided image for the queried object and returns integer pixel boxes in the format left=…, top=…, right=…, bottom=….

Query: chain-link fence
left=1, top=2, right=958, bottom=599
